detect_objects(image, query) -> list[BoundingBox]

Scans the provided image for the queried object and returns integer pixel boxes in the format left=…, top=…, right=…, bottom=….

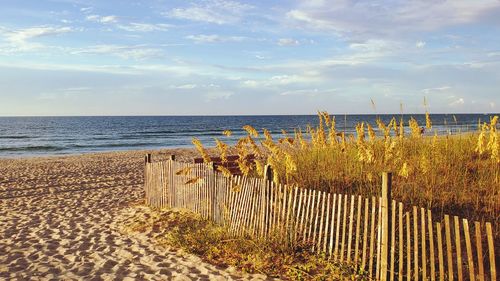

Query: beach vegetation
left=193, top=112, right=500, bottom=231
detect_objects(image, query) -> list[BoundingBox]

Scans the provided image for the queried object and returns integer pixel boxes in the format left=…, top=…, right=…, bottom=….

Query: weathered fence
left=144, top=156, right=498, bottom=281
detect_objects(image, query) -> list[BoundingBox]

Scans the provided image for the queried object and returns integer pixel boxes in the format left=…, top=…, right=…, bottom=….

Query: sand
left=0, top=149, right=271, bottom=280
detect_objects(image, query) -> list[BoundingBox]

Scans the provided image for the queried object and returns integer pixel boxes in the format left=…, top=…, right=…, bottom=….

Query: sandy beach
left=0, top=149, right=270, bottom=280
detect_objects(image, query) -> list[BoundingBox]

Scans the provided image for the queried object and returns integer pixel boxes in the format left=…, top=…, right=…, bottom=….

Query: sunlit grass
left=194, top=113, right=499, bottom=230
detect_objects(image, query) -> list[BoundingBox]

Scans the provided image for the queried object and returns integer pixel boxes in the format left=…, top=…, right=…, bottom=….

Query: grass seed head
left=243, top=125, right=259, bottom=137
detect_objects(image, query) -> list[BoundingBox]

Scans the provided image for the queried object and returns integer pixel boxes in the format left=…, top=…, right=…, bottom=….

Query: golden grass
left=194, top=113, right=500, bottom=232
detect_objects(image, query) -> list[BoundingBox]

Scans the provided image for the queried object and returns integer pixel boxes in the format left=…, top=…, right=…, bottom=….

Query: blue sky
left=0, top=0, right=499, bottom=116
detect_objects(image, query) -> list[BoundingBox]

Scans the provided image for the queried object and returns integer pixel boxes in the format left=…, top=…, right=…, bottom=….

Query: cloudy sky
left=0, top=0, right=499, bottom=116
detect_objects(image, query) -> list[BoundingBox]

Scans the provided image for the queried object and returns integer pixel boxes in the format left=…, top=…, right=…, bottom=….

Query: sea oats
left=243, top=125, right=259, bottom=138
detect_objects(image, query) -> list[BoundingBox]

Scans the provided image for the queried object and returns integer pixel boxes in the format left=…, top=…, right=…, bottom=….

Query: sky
left=0, top=0, right=499, bottom=116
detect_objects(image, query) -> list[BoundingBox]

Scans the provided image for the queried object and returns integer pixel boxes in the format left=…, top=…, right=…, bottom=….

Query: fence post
left=169, top=155, right=176, bottom=161
left=380, top=172, right=392, bottom=281
left=264, top=164, right=273, bottom=182
left=144, top=155, right=149, bottom=205
left=147, top=153, right=152, bottom=163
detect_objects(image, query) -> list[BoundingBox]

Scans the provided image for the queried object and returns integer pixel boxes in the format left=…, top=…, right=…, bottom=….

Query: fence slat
left=369, top=196, right=376, bottom=279
left=334, top=193, right=343, bottom=260
left=454, top=216, right=463, bottom=281
left=298, top=188, right=308, bottom=241
left=229, top=176, right=241, bottom=234
left=340, top=194, right=348, bottom=262
left=390, top=200, right=396, bottom=281
left=329, top=193, right=338, bottom=256
left=436, top=222, right=444, bottom=281
left=463, top=219, right=475, bottom=281
left=233, top=176, right=247, bottom=234
left=413, top=206, right=419, bottom=281
left=251, top=178, right=261, bottom=235
left=249, top=178, right=260, bottom=236
left=347, top=195, right=355, bottom=263
left=407, top=211, right=412, bottom=281
left=361, top=197, right=369, bottom=271
left=227, top=176, right=237, bottom=231
left=428, top=210, right=435, bottom=281
left=354, top=195, right=362, bottom=265
left=307, top=189, right=317, bottom=241
left=281, top=184, right=289, bottom=236
left=444, top=215, right=454, bottom=281
left=294, top=188, right=303, bottom=242
left=233, top=176, right=246, bottom=234
left=312, top=191, right=322, bottom=251
left=376, top=197, right=382, bottom=280
left=302, top=190, right=314, bottom=242
left=398, top=202, right=404, bottom=281
left=263, top=179, right=271, bottom=237
left=474, top=221, right=484, bottom=281
left=289, top=186, right=299, bottom=243
left=486, top=222, right=496, bottom=281
left=421, top=208, right=427, bottom=281
left=317, top=191, right=327, bottom=253
left=323, top=193, right=331, bottom=253
left=276, top=183, right=283, bottom=234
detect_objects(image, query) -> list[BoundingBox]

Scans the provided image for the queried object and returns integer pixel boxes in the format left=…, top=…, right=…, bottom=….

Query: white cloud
left=117, top=23, right=170, bottom=32
left=101, top=16, right=119, bottom=23
left=71, top=45, right=163, bottom=60
left=80, top=7, right=93, bottom=13
left=255, top=54, right=269, bottom=60
left=185, top=34, right=246, bottom=43
left=204, top=91, right=233, bottom=101
left=280, top=89, right=317, bottom=96
left=86, top=15, right=118, bottom=24
left=421, top=86, right=451, bottom=94
left=241, top=74, right=322, bottom=88
left=2, top=26, right=72, bottom=44
left=0, top=60, right=200, bottom=76
left=349, top=39, right=392, bottom=52
left=173, top=84, right=197, bottom=89
left=416, top=41, right=426, bottom=48
left=286, top=1, right=500, bottom=38
left=280, top=88, right=337, bottom=97
left=85, top=15, right=100, bottom=22
left=277, top=38, right=299, bottom=46
left=449, top=97, right=465, bottom=107
left=165, top=0, right=253, bottom=24
left=0, top=26, right=72, bottom=51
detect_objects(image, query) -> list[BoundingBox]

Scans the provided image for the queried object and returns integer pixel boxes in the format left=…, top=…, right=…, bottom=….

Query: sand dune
left=0, top=150, right=271, bottom=280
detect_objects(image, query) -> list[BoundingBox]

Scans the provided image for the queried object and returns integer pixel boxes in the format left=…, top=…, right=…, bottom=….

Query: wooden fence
left=144, top=157, right=498, bottom=281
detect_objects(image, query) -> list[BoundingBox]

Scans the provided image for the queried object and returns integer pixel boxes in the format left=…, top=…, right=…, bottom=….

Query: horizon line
left=0, top=112, right=498, bottom=118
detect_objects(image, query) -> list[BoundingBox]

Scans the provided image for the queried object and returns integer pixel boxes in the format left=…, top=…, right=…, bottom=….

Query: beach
left=0, top=149, right=270, bottom=280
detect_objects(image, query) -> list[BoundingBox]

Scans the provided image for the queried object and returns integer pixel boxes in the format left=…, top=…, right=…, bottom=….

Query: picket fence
left=144, top=157, right=497, bottom=281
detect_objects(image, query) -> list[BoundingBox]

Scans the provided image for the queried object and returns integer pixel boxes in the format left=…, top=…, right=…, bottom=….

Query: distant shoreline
left=0, top=113, right=499, bottom=118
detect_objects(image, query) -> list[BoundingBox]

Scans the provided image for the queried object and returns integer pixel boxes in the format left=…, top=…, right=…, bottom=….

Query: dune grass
left=194, top=113, right=499, bottom=233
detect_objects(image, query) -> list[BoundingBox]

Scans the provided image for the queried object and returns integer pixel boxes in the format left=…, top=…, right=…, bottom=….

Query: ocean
left=0, top=114, right=497, bottom=157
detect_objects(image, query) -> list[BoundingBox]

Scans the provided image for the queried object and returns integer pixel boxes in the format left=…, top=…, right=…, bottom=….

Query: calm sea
left=0, top=114, right=497, bottom=157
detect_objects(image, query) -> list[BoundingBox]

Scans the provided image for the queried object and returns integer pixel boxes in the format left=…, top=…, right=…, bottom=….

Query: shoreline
left=0, top=147, right=197, bottom=161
